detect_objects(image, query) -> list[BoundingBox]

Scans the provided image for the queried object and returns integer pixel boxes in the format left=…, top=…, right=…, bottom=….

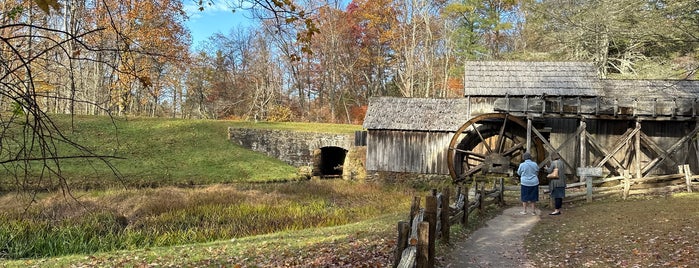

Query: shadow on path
left=444, top=206, right=540, bottom=268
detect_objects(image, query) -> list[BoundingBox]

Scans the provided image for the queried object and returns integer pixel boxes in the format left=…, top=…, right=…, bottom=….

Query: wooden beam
left=639, top=133, right=680, bottom=169
left=580, top=120, right=587, bottom=182
left=471, top=124, right=492, bottom=154
left=593, top=124, right=640, bottom=170
left=641, top=124, right=699, bottom=176
left=495, top=114, right=508, bottom=153
left=635, top=121, right=642, bottom=179
left=531, top=125, right=574, bottom=171
left=526, top=117, right=532, bottom=152
left=585, top=132, right=625, bottom=174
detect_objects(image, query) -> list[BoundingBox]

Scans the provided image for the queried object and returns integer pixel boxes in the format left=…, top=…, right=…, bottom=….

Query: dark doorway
left=314, top=146, right=348, bottom=177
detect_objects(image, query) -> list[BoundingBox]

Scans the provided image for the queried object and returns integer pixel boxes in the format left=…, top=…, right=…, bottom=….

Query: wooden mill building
left=363, top=61, right=699, bottom=182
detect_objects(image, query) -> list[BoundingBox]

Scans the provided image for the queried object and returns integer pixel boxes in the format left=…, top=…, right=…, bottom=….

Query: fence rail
left=503, top=164, right=699, bottom=203
left=394, top=178, right=505, bottom=268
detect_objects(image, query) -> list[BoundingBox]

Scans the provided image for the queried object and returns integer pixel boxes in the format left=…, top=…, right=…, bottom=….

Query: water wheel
left=448, top=113, right=545, bottom=182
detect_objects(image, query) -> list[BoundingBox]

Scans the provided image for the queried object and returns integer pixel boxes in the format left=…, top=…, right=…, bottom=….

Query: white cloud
left=184, top=1, right=236, bottom=21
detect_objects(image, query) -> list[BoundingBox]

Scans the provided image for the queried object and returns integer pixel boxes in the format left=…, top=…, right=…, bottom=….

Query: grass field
left=0, top=114, right=362, bottom=191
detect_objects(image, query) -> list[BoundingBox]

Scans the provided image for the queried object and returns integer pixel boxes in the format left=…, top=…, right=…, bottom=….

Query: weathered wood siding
left=544, top=118, right=697, bottom=177
left=366, top=130, right=452, bottom=174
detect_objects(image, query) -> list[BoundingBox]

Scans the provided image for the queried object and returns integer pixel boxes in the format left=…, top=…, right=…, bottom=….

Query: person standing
left=547, top=152, right=566, bottom=215
left=517, top=152, right=539, bottom=215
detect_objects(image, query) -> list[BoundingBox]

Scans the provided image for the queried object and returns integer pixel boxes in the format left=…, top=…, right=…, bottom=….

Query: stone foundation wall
left=227, top=128, right=355, bottom=167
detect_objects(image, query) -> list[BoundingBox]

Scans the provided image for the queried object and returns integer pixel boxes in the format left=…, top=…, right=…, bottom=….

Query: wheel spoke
left=463, top=163, right=485, bottom=176
left=495, top=116, right=508, bottom=153
left=502, top=142, right=525, bottom=157
left=455, top=148, right=487, bottom=161
left=470, top=124, right=493, bottom=154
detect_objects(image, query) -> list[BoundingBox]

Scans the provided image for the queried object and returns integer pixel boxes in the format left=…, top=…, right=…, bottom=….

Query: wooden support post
left=684, top=164, right=693, bottom=193
left=558, top=96, right=564, bottom=115
left=526, top=116, right=532, bottom=152
left=635, top=121, right=642, bottom=179
left=462, top=186, right=469, bottom=228
left=417, top=222, right=429, bottom=268
left=577, top=96, right=582, bottom=115
left=425, top=195, right=437, bottom=268
left=525, top=96, right=529, bottom=114
left=579, top=119, right=587, bottom=183
left=623, top=170, right=631, bottom=200
left=394, top=221, right=410, bottom=268
left=586, top=175, right=593, bottom=202
left=440, top=188, right=450, bottom=244
left=652, top=98, right=657, bottom=117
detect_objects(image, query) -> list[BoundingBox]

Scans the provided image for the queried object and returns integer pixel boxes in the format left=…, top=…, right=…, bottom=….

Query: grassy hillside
left=0, top=115, right=362, bottom=190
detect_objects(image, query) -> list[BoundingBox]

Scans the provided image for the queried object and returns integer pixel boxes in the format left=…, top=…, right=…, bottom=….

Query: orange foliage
left=349, top=105, right=367, bottom=125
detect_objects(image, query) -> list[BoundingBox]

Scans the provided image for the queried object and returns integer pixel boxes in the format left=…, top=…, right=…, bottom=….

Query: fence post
left=498, top=178, right=505, bottom=206
left=478, top=183, right=485, bottom=211
left=416, top=222, right=430, bottom=268
left=394, top=221, right=409, bottom=268
left=410, top=196, right=421, bottom=228
left=440, top=187, right=450, bottom=244
left=623, top=173, right=631, bottom=200
left=462, top=186, right=469, bottom=228
left=684, top=164, right=693, bottom=193
left=425, top=195, right=438, bottom=268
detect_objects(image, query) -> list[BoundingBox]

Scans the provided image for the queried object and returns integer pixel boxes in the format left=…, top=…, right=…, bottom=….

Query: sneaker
left=549, top=211, right=561, bottom=215
left=531, top=211, right=537, bottom=215
left=519, top=211, right=528, bottom=215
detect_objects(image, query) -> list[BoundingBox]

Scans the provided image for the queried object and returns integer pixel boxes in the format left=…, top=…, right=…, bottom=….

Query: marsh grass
left=0, top=180, right=414, bottom=259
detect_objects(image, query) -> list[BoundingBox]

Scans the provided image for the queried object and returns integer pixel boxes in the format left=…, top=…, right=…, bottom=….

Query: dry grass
left=526, top=192, right=699, bottom=267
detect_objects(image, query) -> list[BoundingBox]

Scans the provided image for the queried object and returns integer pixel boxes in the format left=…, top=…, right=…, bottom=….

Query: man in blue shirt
left=517, top=152, right=540, bottom=215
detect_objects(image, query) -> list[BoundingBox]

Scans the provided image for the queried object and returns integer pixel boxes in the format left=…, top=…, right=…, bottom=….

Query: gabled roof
left=603, top=79, right=699, bottom=100
left=464, top=61, right=602, bottom=96
left=362, top=97, right=471, bottom=131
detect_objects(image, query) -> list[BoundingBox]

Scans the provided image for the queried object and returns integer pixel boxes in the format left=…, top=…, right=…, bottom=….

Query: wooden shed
left=362, top=97, right=471, bottom=175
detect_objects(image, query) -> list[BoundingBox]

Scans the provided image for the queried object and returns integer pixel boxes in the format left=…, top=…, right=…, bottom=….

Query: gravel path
left=444, top=206, right=540, bottom=268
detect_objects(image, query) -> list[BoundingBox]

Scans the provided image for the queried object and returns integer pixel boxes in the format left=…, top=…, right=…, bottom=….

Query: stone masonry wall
left=227, top=128, right=355, bottom=167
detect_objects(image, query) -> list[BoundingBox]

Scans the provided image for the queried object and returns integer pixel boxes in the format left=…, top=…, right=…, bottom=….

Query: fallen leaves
left=525, top=193, right=699, bottom=268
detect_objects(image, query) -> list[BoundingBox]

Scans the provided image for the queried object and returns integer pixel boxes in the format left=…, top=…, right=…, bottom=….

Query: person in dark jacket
left=546, top=152, right=566, bottom=215
left=517, top=152, right=539, bottom=215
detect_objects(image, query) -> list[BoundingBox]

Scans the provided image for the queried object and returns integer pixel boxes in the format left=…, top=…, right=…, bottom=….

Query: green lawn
left=0, top=115, right=363, bottom=190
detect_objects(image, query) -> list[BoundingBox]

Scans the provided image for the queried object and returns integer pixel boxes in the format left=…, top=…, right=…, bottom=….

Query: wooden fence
left=393, top=178, right=505, bottom=268
left=502, top=164, right=699, bottom=203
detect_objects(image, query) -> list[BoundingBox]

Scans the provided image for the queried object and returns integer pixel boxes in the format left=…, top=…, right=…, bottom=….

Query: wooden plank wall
left=547, top=118, right=697, bottom=178
left=366, top=130, right=452, bottom=174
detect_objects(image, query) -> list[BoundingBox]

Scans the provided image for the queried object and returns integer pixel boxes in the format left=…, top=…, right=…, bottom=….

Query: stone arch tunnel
left=313, top=146, right=348, bottom=177
left=227, top=128, right=363, bottom=179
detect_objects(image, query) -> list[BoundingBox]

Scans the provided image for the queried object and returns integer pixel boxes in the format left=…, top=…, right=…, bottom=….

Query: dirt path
left=443, top=206, right=540, bottom=268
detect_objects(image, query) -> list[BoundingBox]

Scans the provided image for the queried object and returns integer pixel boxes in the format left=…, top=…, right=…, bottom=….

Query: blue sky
left=184, top=2, right=256, bottom=47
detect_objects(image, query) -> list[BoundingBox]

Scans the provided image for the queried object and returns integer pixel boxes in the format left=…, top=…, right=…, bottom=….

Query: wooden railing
left=502, top=165, right=699, bottom=203
left=393, top=178, right=505, bottom=268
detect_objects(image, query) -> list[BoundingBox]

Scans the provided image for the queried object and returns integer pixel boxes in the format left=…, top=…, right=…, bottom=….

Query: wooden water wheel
left=448, top=113, right=545, bottom=182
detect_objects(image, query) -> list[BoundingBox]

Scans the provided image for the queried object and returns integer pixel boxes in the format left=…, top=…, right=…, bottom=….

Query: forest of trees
left=2, top=0, right=698, bottom=124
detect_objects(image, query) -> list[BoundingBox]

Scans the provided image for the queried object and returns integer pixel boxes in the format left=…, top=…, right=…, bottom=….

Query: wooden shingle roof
left=464, top=61, right=602, bottom=96
left=362, top=97, right=471, bottom=131
left=603, top=79, right=699, bottom=100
